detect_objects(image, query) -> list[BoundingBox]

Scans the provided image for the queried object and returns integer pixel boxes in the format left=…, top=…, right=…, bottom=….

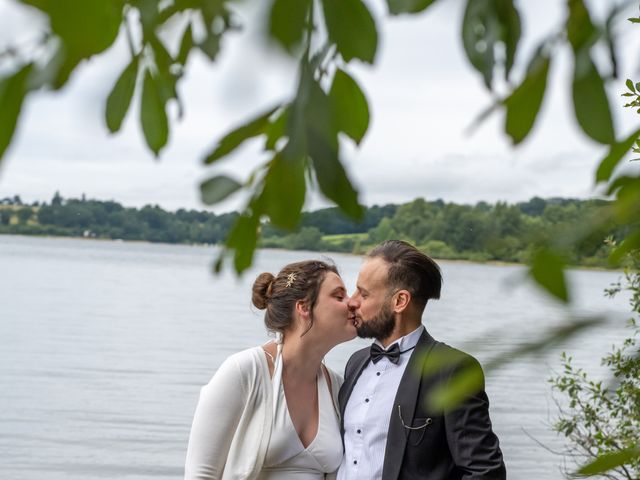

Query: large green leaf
left=608, top=181, right=640, bottom=249
left=606, top=175, right=636, bottom=195
left=500, top=0, right=521, bottom=80
left=199, top=1, right=230, bottom=31
left=309, top=137, right=362, bottom=220
left=177, top=24, right=193, bottom=66
left=461, top=0, right=495, bottom=88
left=0, top=64, right=32, bottom=162
left=204, top=106, right=279, bottom=164
left=140, top=70, right=169, bottom=156
left=504, top=49, right=550, bottom=145
left=304, top=77, right=337, bottom=149
left=529, top=248, right=569, bottom=302
left=427, top=357, right=485, bottom=412
left=200, top=175, right=243, bottom=205
left=265, top=107, right=289, bottom=151
left=283, top=69, right=314, bottom=161
left=572, top=51, right=615, bottom=144
left=199, top=31, right=222, bottom=61
left=462, top=0, right=521, bottom=89
left=423, top=315, right=602, bottom=411
left=329, top=69, right=369, bottom=145
left=386, top=0, right=438, bottom=15
left=566, top=0, right=597, bottom=53
left=578, top=446, right=640, bottom=475
left=105, top=56, right=139, bottom=133
left=225, top=212, right=261, bottom=273
left=260, top=154, right=306, bottom=230
left=135, top=0, right=160, bottom=34
left=596, top=126, right=640, bottom=182
left=269, top=0, right=311, bottom=52
left=148, top=34, right=179, bottom=107
left=21, top=0, right=122, bottom=58
left=322, top=0, right=378, bottom=64
left=149, top=34, right=173, bottom=72
left=305, top=79, right=363, bottom=219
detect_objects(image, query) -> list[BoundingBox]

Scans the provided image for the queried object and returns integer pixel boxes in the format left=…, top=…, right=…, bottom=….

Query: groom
left=337, top=240, right=505, bottom=479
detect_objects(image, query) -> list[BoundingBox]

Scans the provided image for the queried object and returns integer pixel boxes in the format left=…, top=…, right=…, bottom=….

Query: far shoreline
left=0, top=232, right=620, bottom=273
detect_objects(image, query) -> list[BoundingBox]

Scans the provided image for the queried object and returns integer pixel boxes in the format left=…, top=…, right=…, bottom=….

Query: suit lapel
left=382, top=329, right=437, bottom=480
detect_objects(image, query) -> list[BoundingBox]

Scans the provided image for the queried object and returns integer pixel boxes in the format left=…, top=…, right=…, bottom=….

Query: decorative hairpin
left=285, top=273, right=297, bottom=287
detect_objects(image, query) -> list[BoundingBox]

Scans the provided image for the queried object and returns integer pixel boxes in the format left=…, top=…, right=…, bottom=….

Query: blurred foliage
left=539, top=9, right=640, bottom=473
left=550, top=252, right=640, bottom=478
left=0, top=0, right=638, bottom=279
left=1, top=1, right=640, bottom=472
left=422, top=315, right=605, bottom=413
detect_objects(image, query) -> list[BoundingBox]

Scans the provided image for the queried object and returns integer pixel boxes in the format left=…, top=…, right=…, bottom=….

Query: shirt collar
left=374, top=324, right=424, bottom=352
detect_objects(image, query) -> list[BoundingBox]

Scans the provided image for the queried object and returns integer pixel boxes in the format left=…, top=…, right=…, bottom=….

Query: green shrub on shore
left=550, top=255, right=640, bottom=478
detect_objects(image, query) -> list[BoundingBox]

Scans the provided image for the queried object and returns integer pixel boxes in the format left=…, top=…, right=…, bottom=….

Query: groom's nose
left=348, top=293, right=360, bottom=309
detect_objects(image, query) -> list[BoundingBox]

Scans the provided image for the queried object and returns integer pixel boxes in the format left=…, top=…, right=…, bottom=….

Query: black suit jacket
left=338, top=330, right=506, bottom=480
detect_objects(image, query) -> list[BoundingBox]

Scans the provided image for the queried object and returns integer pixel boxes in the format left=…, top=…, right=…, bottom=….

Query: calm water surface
left=0, top=235, right=633, bottom=479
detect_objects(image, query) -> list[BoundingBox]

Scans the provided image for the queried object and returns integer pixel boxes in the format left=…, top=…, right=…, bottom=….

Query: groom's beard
left=356, top=301, right=395, bottom=341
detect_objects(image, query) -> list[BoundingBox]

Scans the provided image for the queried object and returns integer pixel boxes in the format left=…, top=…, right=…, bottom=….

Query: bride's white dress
left=257, top=346, right=343, bottom=479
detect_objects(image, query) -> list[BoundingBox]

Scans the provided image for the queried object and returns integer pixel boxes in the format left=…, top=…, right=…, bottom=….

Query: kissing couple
left=185, top=240, right=506, bottom=480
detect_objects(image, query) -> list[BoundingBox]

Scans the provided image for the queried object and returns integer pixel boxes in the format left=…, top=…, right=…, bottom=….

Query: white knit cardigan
left=184, top=346, right=343, bottom=480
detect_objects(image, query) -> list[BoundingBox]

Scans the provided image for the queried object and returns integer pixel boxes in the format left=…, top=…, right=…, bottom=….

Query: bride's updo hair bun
left=252, top=272, right=275, bottom=310
left=251, top=260, right=339, bottom=336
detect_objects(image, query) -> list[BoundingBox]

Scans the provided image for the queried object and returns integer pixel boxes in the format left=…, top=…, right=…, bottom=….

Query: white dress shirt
left=337, top=325, right=425, bottom=480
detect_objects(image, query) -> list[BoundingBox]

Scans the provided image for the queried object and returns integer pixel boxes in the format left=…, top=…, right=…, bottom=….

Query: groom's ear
left=393, top=290, right=411, bottom=313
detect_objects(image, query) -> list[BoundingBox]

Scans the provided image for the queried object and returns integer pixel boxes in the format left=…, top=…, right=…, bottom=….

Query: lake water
left=0, top=235, right=633, bottom=479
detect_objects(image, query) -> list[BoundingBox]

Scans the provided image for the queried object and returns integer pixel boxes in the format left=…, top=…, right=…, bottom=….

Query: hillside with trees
left=1, top=193, right=624, bottom=268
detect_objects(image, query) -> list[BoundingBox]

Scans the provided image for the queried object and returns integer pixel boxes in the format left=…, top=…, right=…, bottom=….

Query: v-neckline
left=282, top=369, right=323, bottom=451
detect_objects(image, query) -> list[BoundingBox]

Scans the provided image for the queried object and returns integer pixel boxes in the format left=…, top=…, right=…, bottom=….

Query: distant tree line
left=0, top=192, right=238, bottom=244
left=0, top=193, right=625, bottom=267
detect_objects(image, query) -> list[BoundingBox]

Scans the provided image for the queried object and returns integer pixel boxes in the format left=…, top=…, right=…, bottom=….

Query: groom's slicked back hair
left=368, top=240, right=442, bottom=311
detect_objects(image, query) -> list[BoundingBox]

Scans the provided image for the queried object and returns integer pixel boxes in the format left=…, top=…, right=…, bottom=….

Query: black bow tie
left=370, top=343, right=417, bottom=364
left=370, top=343, right=400, bottom=364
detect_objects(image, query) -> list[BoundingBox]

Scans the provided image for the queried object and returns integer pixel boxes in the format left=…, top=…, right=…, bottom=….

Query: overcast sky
left=0, top=0, right=639, bottom=212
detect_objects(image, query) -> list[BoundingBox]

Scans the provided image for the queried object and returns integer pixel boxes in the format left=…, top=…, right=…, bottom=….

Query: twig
left=521, top=426, right=567, bottom=456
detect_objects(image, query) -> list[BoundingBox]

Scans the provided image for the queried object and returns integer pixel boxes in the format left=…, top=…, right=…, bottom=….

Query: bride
left=184, top=260, right=356, bottom=479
